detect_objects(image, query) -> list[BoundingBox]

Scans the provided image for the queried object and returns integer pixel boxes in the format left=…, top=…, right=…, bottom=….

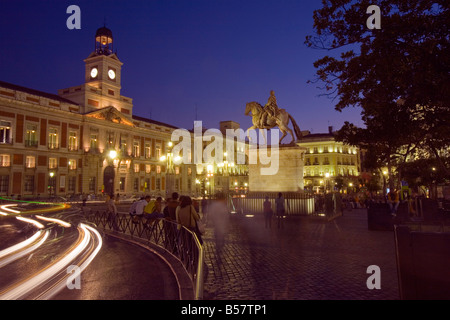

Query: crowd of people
left=104, top=192, right=207, bottom=244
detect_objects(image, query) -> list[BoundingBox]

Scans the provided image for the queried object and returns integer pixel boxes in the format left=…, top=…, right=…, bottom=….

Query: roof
left=0, top=80, right=79, bottom=105
left=132, top=114, right=179, bottom=130
left=95, top=26, right=113, bottom=39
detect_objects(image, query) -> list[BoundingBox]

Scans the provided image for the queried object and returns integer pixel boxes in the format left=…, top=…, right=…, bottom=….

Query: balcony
left=25, top=140, right=38, bottom=148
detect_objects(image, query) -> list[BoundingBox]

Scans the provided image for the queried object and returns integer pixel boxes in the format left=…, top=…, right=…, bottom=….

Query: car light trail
left=0, top=204, right=21, bottom=215
left=0, top=203, right=103, bottom=300
left=0, top=230, right=49, bottom=269
left=15, top=216, right=45, bottom=229
left=35, top=215, right=71, bottom=228
left=0, top=223, right=103, bottom=300
left=36, top=224, right=103, bottom=300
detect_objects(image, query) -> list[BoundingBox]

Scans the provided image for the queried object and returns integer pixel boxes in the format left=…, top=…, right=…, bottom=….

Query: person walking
left=106, top=194, right=121, bottom=231
left=176, top=196, right=203, bottom=244
left=263, top=196, right=273, bottom=228
left=275, top=192, right=285, bottom=229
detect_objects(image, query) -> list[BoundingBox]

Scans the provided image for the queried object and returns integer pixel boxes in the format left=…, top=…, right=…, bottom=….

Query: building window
left=144, top=143, right=151, bottom=158
left=24, top=175, right=34, bottom=192
left=133, top=178, right=139, bottom=192
left=48, top=128, right=58, bottom=149
left=156, top=178, right=161, bottom=191
left=187, top=167, right=192, bottom=175
left=90, top=134, right=98, bottom=149
left=145, top=164, right=151, bottom=173
left=0, top=154, right=10, bottom=167
left=156, top=165, right=161, bottom=174
left=175, top=167, right=180, bottom=175
left=68, top=176, right=76, bottom=192
left=25, top=124, right=38, bottom=147
left=69, top=131, right=78, bottom=151
left=106, top=132, right=114, bottom=149
left=0, top=121, right=12, bottom=144
left=89, top=177, right=96, bottom=192
left=120, top=177, right=125, bottom=191
left=49, top=157, right=57, bottom=169
left=156, top=146, right=161, bottom=159
left=120, top=137, right=127, bottom=154
left=68, top=159, right=77, bottom=170
left=133, top=164, right=139, bottom=173
left=133, top=141, right=140, bottom=157
left=26, top=156, right=36, bottom=168
left=0, top=175, right=9, bottom=194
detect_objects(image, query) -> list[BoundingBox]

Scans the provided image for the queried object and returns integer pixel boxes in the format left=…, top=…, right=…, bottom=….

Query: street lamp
left=161, top=141, right=174, bottom=197
left=109, top=150, right=117, bottom=159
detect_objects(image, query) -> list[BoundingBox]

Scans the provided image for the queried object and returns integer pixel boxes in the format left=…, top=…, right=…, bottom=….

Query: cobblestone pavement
left=202, top=209, right=399, bottom=300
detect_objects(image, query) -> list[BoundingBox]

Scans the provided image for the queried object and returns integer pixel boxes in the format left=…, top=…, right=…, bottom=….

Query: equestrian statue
left=245, top=90, right=302, bottom=145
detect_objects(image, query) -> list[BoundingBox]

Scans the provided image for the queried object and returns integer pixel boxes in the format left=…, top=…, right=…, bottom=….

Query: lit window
left=0, top=154, right=10, bottom=167
left=156, top=165, right=161, bottom=174
left=133, top=141, right=140, bottom=157
left=26, top=156, right=35, bottom=168
left=0, top=121, right=12, bottom=144
left=144, top=143, right=151, bottom=158
left=145, top=164, right=151, bottom=173
left=134, top=164, right=139, bottom=173
left=69, top=131, right=78, bottom=151
left=25, top=124, right=38, bottom=147
left=68, top=159, right=77, bottom=170
left=90, top=134, right=98, bottom=149
left=48, top=128, right=58, bottom=149
left=49, top=157, right=57, bottom=169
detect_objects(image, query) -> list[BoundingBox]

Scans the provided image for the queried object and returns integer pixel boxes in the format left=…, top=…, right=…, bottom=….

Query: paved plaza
left=202, top=208, right=399, bottom=300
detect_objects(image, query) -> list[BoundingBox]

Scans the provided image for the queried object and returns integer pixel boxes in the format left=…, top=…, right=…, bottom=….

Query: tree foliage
left=306, top=0, right=450, bottom=178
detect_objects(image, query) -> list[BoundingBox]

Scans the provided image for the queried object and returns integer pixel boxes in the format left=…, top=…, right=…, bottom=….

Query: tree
left=305, top=0, right=450, bottom=177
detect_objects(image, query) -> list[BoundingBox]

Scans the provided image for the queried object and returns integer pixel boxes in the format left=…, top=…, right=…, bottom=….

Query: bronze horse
left=245, top=101, right=302, bottom=144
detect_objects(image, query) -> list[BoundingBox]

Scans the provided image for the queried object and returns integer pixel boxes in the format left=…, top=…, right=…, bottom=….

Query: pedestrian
left=166, top=192, right=180, bottom=221
left=275, top=192, right=285, bottom=229
left=388, top=189, right=400, bottom=216
left=130, top=195, right=150, bottom=224
left=201, top=197, right=208, bottom=220
left=176, top=196, right=203, bottom=244
left=263, top=196, right=273, bottom=228
left=106, top=194, right=121, bottom=231
left=208, top=194, right=229, bottom=263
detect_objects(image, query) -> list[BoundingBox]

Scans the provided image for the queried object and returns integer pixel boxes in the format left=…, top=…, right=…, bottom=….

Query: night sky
left=0, top=0, right=363, bottom=134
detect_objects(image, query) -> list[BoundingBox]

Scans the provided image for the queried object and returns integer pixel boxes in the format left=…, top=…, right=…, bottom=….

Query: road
left=0, top=202, right=179, bottom=300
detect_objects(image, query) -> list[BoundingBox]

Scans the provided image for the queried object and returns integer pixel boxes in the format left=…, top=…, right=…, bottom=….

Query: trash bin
left=395, top=224, right=450, bottom=299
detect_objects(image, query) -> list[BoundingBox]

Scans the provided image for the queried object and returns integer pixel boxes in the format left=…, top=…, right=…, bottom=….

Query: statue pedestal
left=248, top=144, right=306, bottom=193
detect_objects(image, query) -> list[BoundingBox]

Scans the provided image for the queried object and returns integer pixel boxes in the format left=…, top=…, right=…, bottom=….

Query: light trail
left=36, top=224, right=103, bottom=300
left=0, top=204, right=21, bottom=215
left=15, top=216, right=45, bottom=229
left=0, top=231, right=49, bottom=269
left=35, top=215, right=71, bottom=228
left=0, top=223, right=103, bottom=300
left=0, top=203, right=103, bottom=300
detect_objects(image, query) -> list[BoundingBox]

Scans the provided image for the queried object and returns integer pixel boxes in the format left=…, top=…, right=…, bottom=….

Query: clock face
left=108, top=69, right=116, bottom=80
left=90, top=68, right=98, bottom=78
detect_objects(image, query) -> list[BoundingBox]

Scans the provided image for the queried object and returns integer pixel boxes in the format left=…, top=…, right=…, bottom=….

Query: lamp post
left=160, top=141, right=174, bottom=198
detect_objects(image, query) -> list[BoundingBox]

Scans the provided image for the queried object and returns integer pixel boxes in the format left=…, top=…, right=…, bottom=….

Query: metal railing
left=86, top=210, right=204, bottom=300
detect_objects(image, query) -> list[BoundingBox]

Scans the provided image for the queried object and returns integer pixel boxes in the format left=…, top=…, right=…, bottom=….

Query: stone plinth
left=248, top=144, right=306, bottom=192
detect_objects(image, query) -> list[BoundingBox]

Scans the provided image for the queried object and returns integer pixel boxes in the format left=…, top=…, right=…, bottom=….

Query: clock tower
left=59, top=26, right=133, bottom=115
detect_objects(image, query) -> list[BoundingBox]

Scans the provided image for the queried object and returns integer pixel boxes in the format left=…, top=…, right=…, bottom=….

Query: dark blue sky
left=0, top=0, right=363, bottom=133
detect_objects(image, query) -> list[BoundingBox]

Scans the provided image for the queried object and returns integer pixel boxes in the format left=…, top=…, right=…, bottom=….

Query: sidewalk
left=202, top=208, right=399, bottom=300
